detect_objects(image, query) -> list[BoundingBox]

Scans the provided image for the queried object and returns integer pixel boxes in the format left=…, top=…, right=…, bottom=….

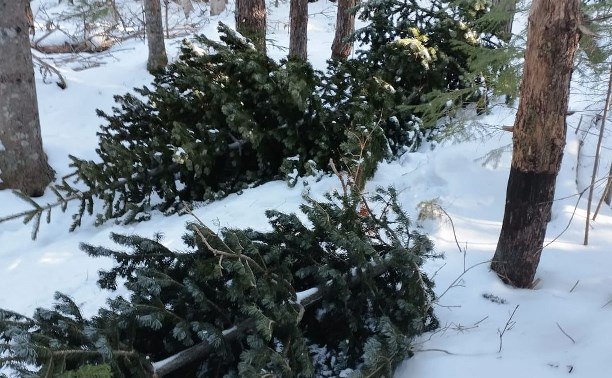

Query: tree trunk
left=491, top=0, right=516, bottom=43
left=26, top=1, right=34, bottom=35
left=144, top=0, right=168, bottom=73
left=179, top=0, right=195, bottom=18
left=235, top=0, right=266, bottom=53
left=605, top=164, right=612, bottom=206
left=331, top=0, right=356, bottom=60
left=491, top=0, right=581, bottom=288
left=289, top=0, right=308, bottom=60
left=210, top=0, right=227, bottom=16
left=0, top=0, right=54, bottom=197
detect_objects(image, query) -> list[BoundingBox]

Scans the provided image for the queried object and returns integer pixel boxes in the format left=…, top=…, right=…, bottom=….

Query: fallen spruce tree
left=3, top=0, right=513, bottom=237
left=0, top=186, right=439, bottom=377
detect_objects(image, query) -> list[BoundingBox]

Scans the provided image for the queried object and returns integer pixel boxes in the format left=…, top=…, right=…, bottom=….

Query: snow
left=2, top=1, right=612, bottom=377
left=296, top=287, right=319, bottom=303
left=151, top=354, right=179, bottom=373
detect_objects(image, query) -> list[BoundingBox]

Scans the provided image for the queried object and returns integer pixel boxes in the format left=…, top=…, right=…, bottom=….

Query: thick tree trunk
left=331, top=0, right=356, bottom=60
left=144, top=0, right=168, bottom=73
left=491, top=0, right=581, bottom=288
left=0, top=0, right=54, bottom=197
left=491, top=0, right=516, bottom=43
left=235, top=0, right=266, bottom=52
left=289, top=0, right=308, bottom=60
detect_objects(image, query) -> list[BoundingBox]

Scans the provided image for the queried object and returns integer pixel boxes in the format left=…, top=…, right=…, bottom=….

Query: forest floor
left=2, top=1, right=612, bottom=377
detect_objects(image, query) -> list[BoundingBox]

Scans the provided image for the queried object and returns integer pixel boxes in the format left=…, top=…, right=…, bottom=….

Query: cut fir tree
left=0, top=186, right=438, bottom=377
left=1, top=1, right=515, bottom=236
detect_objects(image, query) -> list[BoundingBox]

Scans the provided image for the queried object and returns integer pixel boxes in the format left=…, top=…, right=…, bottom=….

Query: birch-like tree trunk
left=0, top=0, right=54, bottom=197
left=289, top=0, right=308, bottom=60
left=144, top=0, right=168, bottom=73
left=236, top=0, right=266, bottom=52
left=331, top=0, right=356, bottom=60
left=210, top=0, right=227, bottom=16
left=491, top=0, right=581, bottom=288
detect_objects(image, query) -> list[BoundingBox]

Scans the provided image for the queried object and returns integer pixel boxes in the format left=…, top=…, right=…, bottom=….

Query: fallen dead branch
left=31, top=52, right=67, bottom=89
left=33, top=37, right=115, bottom=54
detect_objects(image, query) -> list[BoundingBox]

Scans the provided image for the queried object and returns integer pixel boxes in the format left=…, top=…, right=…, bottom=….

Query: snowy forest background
left=1, top=0, right=612, bottom=377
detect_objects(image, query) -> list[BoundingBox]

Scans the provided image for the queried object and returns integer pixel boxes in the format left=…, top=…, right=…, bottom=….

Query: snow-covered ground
left=2, top=1, right=612, bottom=377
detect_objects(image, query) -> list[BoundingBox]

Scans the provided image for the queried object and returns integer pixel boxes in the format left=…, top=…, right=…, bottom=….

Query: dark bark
left=331, top=0, right=356, bottom=60
left=0, top=0, right=54, bottom=197
left=494, top=169, right=557, bottom=286
left=144, top=0, right=168, bottom=73
left=235, top=0, right=267, bottom=52
left=491, top=0, right=516, bottom=43
left=491, top=0, right=581, bottom=288
left=289, top=0, right=308, bottom=60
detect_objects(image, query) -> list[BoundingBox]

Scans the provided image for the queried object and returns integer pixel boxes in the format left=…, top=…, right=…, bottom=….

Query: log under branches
left=146, top=262, right=391, bottom=377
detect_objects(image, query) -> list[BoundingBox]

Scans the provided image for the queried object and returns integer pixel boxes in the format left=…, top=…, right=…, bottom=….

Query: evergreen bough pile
left=3, top=0, right=515, bottom=234
left=0, top=186, right=438, bottom=377
left=350, top=0, right=515, bottom=142
left=61, top=23, right=390, bottom=228
left=70, top=24, right=349, bottom=225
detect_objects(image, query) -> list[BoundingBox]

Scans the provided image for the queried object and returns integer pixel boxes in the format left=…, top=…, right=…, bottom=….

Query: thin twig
left=473, top=316, right=489, bottom=326
left=416, top=348, right=456, bottom=355
left=498, top=305, right=519, bottom=353
left=430, top=262, right=447, bottom=281
left=328, top=158, right=348, bottom=198
left=569, top=280, right=580, bottom=293
left=31, top=53, right=67, bottom=89
left=183, top=204, right=265, bottom=274
left=541, top=183, right=587, bottom=251
left=592, top=163, right=612, bottom=220
left=431, top=260, right=491, bottom=312
left=556, top=322, right=576, bottom=344
left=436, top=206, right=464, bottom=258
left=574, top=114, right=583, bottom=135
left=585, top=63, right=612, bottom=245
